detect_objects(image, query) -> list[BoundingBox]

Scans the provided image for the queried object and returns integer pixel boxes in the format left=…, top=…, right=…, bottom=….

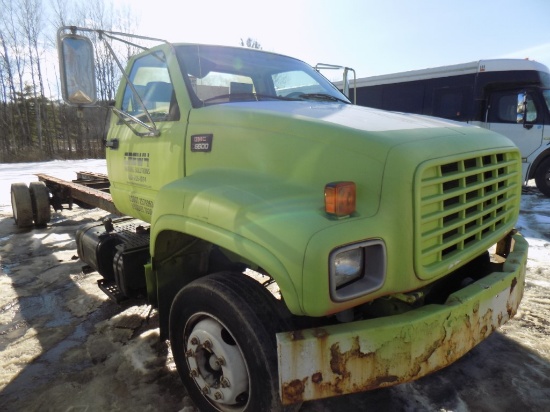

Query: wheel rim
left=184, top=314, right=250, bottom=410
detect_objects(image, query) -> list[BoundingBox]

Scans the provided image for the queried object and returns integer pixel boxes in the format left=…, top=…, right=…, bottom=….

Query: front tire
left=535, top=157, right=550, bottom=197
left=170, top=272, right=291, bottom=412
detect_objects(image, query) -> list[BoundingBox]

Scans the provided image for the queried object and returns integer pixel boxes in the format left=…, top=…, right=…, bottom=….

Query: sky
left=118, top=0, right=550, bottom=80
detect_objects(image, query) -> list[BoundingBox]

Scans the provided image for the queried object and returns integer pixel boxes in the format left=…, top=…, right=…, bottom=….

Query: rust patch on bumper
left=281, top=378, right=307, bottom=404
left=329, top=336, right=374, bottom=377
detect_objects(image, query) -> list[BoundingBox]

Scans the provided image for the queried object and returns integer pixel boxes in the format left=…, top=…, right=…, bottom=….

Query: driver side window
left=121, top=51, right=180, bottom=121
left=525, top=95, right=537, bottom=122
left=489, top=90, right=537, bottom=123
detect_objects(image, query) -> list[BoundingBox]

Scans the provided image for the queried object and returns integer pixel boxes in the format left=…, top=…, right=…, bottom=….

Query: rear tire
left=534, top=157, right=550, bottom=197
left=11, top=183, right=34, bottom=228
left=170, top=272, right=292, bottom=412
left=29, top=181, right=51, bottom=226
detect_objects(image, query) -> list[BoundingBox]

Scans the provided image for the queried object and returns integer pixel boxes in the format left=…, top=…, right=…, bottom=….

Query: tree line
left=0, top=0, right=137, bottom=163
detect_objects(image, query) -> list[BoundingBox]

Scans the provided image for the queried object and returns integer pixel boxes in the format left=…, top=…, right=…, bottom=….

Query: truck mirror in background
left=315, top=63, right=357, bottom=104
left=516, top=92, right=526, bottom=124
left=341, top=66, right=356, bottom=104
left=58, top=34, right=97, bottom=106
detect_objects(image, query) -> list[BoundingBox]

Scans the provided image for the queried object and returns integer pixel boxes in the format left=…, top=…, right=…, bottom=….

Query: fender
left=527, top=144, right=550, bottom=180
left=149, top=169, right=341, bottom=316
left=151, top=213, right=302, bottom=313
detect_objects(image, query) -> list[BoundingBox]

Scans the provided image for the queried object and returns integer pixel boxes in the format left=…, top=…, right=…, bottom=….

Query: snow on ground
left=0, top=159, right=107, bottom=210
left=0, top=160, right=549, bottom=411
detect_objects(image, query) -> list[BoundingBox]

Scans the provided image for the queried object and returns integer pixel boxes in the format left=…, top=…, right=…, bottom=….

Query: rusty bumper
left=276, top=233, right=528, bottom=405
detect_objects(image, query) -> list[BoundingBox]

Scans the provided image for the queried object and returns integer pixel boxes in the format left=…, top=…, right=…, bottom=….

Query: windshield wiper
left=203, top=93, right=294, bottom=104
left=295, top=93, right=349, bottom=104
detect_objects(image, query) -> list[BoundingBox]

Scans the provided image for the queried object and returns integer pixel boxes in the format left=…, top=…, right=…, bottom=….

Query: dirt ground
left=1, top=191, right=549, bottom=412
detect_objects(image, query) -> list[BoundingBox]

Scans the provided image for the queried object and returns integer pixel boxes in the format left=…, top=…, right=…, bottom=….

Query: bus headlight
left=329, top=239, right=386, bottom=302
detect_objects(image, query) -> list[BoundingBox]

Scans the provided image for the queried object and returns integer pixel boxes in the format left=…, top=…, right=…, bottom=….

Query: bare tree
left=20, top=0, right=46, bottom=150
left=0, top=0, right=140, bottom=161
left=240, top=37, right=263, bottom=50
left=1, top=0, right=32, bottom=150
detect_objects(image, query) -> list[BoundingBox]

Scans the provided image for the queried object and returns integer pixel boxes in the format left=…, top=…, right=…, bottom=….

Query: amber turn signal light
left=325, top=181, right=356, bottom=217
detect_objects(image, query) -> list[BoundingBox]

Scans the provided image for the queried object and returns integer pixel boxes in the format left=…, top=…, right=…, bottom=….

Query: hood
left=185, top=100, right=516, bottom=219
left=199, top=100, right=469, bottom=133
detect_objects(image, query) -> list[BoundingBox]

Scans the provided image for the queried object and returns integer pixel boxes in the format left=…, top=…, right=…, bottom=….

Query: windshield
left=544, top=89, right=550, bottom=115
left=174, top=45, right=350, bottom=107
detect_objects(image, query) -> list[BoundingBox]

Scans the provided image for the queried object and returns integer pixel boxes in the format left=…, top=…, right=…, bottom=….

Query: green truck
left=10, top=27, right=528, bottom=411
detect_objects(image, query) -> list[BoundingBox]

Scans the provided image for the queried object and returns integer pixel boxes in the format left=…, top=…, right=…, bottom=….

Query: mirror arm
left=343, top=67, right=357, bottom=105
left=112, top=107, right=160, bottom=137
left=315, top=63, right=356, bottom=104
left=100, top=38, right=158, bottom=128
left=98, top=30, right=167, bottom=50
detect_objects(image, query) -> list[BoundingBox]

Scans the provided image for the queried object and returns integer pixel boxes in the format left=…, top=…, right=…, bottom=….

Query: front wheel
left=170, top=272, right=292, bottom=412
left=534, top=157, right=550, bottom=197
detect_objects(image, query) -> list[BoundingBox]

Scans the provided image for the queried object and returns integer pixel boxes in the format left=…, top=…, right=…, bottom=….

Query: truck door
left=487, top=89, right=544, bottom=159
left=106, top=49, right=187, bottom=222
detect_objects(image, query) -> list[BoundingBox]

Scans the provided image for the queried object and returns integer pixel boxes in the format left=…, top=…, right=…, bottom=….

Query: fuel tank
left=76, top=217, right=150, bottom=301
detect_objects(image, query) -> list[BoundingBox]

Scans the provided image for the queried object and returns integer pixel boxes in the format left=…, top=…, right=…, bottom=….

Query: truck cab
left=56, top=28, right=528, bottom=411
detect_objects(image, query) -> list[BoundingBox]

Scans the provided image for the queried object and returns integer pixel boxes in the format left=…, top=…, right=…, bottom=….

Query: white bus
left=348, top=59, right=550, bottom=196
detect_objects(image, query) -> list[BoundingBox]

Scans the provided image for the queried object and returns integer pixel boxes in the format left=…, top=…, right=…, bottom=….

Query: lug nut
left=202, top=386, right=210, bottom=394
left=215, top=357, right=226, bottom=367
left=190, top=369, right=198, bottom=378
left=203, top=339, right=212, bottom=349
left=185, top=349, right=194, bottom=357
left=221, top=377, right=231, bottom=388
left=214, top=391, right=223, bottom=400
left=190, top=337, right=199, bottom=345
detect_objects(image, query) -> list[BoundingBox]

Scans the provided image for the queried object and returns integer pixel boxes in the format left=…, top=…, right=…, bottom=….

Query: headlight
left=329, top=239, right=386, bottom=302
left=334, top=248, right=364, bottom=287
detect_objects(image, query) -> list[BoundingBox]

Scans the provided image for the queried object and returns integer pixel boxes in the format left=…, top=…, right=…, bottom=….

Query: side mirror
left=58, top=33, right=97, bottom=106
left=516, top=92, right=526, bottom=124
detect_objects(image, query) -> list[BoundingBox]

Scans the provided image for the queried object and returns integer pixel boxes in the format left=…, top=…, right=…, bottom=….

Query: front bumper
left=277, top=233, right=528, bottom=405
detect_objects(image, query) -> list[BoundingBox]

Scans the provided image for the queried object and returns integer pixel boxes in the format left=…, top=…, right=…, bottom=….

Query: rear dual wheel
left=11, top=182, right=51, bottom=228
left=11, top=183, right=33, bottom=228
left=170, top=272, right=293, bottom=412
left=30, top=181, right=51, bottom=226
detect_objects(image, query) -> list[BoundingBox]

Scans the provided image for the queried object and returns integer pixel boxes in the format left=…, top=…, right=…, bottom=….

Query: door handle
left=104, top=139, right=119, bottom=149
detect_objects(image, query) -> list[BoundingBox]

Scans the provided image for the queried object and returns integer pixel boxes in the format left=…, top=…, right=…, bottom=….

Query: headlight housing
left=329, top=239, right=386, bottom=302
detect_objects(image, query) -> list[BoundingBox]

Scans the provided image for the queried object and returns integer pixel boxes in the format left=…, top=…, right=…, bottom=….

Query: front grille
left=414, top=149, right=520, bottom=279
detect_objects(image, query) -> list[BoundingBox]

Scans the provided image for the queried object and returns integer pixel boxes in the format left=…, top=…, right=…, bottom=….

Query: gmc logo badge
left=191, top=134, right=213, bottom=152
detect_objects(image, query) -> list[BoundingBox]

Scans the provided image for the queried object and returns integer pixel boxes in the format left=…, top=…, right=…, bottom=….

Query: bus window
left=433, top=87, right=469, bottom=120
left=382, top=82, right=424, bottom=114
